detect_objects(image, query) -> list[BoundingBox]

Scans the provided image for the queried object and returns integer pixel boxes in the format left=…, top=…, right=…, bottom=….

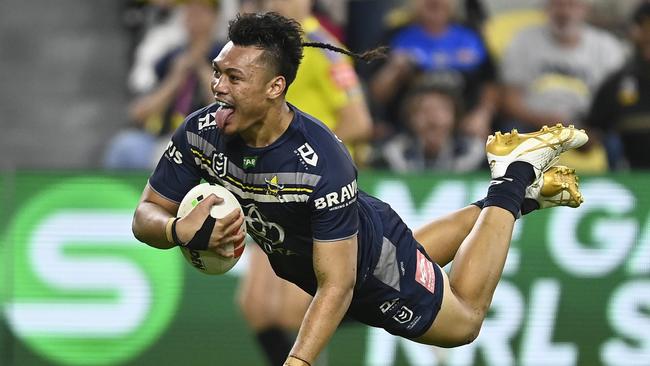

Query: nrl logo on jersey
left=198, top=112, right=217, bottom=131
left=212, top=152, right=228, bottom=177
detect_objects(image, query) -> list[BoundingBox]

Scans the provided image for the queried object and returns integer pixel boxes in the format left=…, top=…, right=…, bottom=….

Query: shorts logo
left=379, top=298, right=400, bottom=314
left=393, top=305, right=413, bottom=324
left=415, top=251, right=436, bottom=294
left=212, top=152, right=228, bottom=177
left=297, top=143, right=318, bottom=166
left=380, top=299, right=413, bottom=325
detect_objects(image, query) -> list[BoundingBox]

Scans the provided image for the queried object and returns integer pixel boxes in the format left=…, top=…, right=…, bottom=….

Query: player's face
left=211, top=42, right=281, bottom=135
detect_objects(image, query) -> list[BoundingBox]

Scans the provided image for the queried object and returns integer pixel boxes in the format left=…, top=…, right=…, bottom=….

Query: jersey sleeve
left=148, top=118, right=202, bottom=203
left=308, top=147, right=359, bottom=242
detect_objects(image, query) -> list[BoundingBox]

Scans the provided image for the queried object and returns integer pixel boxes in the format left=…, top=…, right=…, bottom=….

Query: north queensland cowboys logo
left=264, top=176, right=284, bottom=196
left=198, top=112, right=217, bottom=131
left=212, top=152, right=228, bottom=177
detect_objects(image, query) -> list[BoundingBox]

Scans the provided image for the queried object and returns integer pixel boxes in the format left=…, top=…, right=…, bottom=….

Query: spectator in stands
left=501, top=0, right=625, bottom=131
left=370, top=0, right=498, bottom=139
left=500, top=0, right=626, bottom=172
left=236, top=1, right=374, bottom=365
left=373, top=79, right=484, bottom=172
left=586, top=1, right=650, bottom=169
left=104, top=0, right=223, bottom=169
left=123, top=0, right=187, bottom=94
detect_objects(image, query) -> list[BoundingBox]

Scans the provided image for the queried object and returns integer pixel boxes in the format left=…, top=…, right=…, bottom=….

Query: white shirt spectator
left=502, top=23, right=625, bottom=124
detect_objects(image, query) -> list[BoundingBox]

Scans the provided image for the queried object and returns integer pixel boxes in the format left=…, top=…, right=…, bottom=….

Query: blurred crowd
left=105, top=0, right=650, bottom=173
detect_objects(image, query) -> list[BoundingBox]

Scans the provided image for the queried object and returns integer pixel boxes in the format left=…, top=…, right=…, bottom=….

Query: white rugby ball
left=177, top=182, right=246, bottom=275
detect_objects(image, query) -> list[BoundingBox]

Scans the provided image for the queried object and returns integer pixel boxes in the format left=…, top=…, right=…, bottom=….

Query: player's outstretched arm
left=284, top=235, right=358, bottom=366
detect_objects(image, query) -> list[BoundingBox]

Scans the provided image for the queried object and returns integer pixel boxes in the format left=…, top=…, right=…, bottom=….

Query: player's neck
left=239, top=102, right=293, bottom=148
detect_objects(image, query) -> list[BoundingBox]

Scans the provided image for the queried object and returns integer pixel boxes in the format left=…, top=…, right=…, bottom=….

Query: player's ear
left=266, top=75, right=286, bottom=99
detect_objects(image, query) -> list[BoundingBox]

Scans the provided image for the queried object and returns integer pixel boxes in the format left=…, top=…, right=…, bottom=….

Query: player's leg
left=276, top=279, right=312, bottom=331
left=415, top=165, right=584, bottom=268
left=413, top=205, right=481, bottom=267
left=237, top=245, right=293, bottom=365
left=414, top=125, right=588, bottom=346
left=415, top=206, right=516, bottom=346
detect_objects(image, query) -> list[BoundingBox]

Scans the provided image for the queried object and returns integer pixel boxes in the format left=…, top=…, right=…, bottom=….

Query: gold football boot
left=486, top=124, right=589, bottom=179
left=526, top=165, right=584, bottom=209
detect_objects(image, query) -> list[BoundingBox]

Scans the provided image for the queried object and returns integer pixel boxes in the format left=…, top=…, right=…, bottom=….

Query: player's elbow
left=131, top=205, right=154, bottom=246
left=131, top=211, right=146, bottom=244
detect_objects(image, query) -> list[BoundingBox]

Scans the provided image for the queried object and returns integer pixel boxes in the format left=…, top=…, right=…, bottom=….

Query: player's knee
left=445, top=308, right=485, bottom=347
left=239, top=301, right=275, bottom=329
left=461, top=323, right=481, bottom=345
left=439, top=319, right=482, bottom=347
left=237, top=291, right=275, bottom=329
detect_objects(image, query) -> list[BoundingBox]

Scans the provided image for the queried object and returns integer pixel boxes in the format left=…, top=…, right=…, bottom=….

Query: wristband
left=171, top=215, right=216, bottom=250
left=287, top=355, right=312, bottom=366
left=170, top=217, right=183, bottom=246
left=165, top=217, right=176, bottom=244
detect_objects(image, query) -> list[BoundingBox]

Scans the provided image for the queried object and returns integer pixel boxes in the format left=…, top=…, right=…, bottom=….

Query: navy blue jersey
left=150, top=102, right=445, bottom=337
left=149, top=103, right=382, bottom=295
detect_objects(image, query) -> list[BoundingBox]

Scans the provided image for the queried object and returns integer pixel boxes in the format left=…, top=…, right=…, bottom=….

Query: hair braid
left=302, top=42, right=388, bottom=63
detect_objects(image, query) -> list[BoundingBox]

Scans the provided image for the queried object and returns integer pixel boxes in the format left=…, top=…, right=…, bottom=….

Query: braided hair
left=302, top=42, right=388, bottom=63
left=228, top=12, right=386, bottom=92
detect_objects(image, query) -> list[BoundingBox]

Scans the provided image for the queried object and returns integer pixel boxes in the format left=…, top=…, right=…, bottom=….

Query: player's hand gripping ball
left=177, top=183, right=246, bottom=274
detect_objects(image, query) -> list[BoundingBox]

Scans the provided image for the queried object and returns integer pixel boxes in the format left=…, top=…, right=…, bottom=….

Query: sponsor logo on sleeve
left=198, top=112, right=217, bottom=131
left=313, top=179, right=357, bottom=210
left=164, top=141, right=183, bottom=164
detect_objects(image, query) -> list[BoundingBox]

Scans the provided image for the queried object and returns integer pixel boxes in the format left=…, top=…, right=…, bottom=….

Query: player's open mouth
left=215, top=100, right=235, bottom=129
left=215, top=99, right=235, bottom=109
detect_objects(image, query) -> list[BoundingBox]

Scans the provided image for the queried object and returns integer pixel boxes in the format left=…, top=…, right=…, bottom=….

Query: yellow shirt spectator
left=287, top=16, right=365, bottom=152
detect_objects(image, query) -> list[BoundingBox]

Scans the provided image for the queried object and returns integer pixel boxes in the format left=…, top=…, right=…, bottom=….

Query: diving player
left=132, top=12, right=587, bottom=366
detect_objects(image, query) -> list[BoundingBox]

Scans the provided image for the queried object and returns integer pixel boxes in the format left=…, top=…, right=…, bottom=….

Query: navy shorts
left=348, top=198, right=444, bottom=338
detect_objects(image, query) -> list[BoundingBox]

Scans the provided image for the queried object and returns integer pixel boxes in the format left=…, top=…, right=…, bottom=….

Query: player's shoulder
left=290, top=104, right=354, bottom=172
left=182, top=103, right=219, bottom=132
